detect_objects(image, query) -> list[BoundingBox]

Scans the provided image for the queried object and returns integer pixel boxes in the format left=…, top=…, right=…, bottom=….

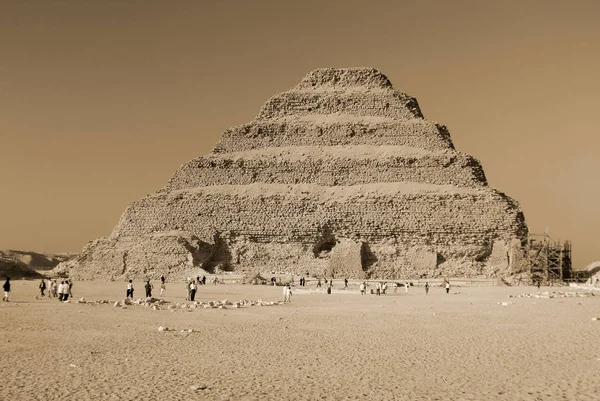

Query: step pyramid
left=59, top=68, right=527, bottom=280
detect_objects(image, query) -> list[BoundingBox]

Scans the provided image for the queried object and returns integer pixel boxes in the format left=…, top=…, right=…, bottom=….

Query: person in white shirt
left=189, top=281, right=197, bottom=301
left=62, top=281, right=70, bottom=302
left=359, top=282, right=365, bottom=295
left=283, top=285, right=292, bottom=303
left=405, top=282, right=409, bottom=293
left=126, top=280, right=134, bottom=298
left=57, top=281, right=65, bottom=301
left=445, top=281, right=450, bottom=294
left=49, top=279, right=56, bottom=298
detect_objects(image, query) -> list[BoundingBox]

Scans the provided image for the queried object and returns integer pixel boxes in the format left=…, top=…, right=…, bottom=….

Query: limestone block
left=326, top=239, right=366, bottom=279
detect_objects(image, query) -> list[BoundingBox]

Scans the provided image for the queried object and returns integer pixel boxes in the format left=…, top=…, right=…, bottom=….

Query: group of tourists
left=125, top=275, right=170, bottom=299
left=37, top=278, right=73, bottom=301
left=185, top=275, right=206, bottom=301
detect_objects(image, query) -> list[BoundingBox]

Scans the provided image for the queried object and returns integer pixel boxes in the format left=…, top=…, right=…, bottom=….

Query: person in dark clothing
left=126, top=280, right=134, bottom=298
left=189, top=281, right=197, bottom=301
left=202, top=275, right=206, bottom=285
left=39, top=279, right=46, bottom=297
left=145, top=280, right=153, bottom=298
left=3, top=277, right=11, bottom=302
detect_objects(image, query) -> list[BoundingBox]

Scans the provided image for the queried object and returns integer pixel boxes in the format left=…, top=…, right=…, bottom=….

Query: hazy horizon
left=1, top=0, right=599, bottom=269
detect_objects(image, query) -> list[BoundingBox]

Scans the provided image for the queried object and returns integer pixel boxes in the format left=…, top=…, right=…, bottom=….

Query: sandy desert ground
left=1, top=280, right=599, bottom=401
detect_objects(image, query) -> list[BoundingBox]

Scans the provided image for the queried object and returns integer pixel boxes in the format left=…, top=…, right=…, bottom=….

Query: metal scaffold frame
left=522, top=232, right=572, bottom=285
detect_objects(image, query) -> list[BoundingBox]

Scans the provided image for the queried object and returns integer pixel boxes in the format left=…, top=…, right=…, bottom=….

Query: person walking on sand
left=160, top=281, right=166, bottom=298
left=445, top=281, right=450, bottom=294
left=39, top=279, right=46, bottom=297
left=189, top=281, right=197, bottom=301
left=283, top=284, right=292, bottom=303
left=67, top=279, right=73, bottom=298
left=425, top=282, right=429, bottom=295
left=62, top=281, right=70, bottom=302
left=405, top=282, right=409, bottom=293
left=186, top=280, right=192, bottom=301
left=382, top=282, right=388, bottom=295
left=360, top=282, right=365, bottom=295
left=57, top=281, right=65, bottom=301
left=376, top=282, right=381, bottom=296
left=317, top=279, right=322, bottom=288
left=126, top=280, right=134, bottom=299
left=2, top=277, right=10, bottom=302
left=145, top=280, right=153, bottom=298
left=50, top=279, right=57, bottom=298
left=344, top=278, right=348, bottom=289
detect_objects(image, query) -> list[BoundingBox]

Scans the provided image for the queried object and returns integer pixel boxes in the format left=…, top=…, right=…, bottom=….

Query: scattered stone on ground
left=509, top=291, right=595, bottom=299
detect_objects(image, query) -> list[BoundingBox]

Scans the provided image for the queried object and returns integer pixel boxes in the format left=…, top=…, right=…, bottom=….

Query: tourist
left=67, top=279, right=73, bottom=298
left=161, top=274, right=165, bottom=284
left=160, top=281, right=166, bottom=298
left=425, top=282, right=429, bottom=295
left=145, top=280, right=153, bottom=298
left=283, top=285, right=292, bottom=303
left=344, top=278, right=348, bottom=289
left=39, top=279, right=46, bottom=297
left=2, top=277, right=10, bottom=302
left=57, top=281, right=65, bottom=301
left=405, top=282, right=409, bottom=293
left=50, top=279, right=57, bottom=297
left=202, top=275, right=206, bottom=285
left=382, top=282, right=388, bottom=295
left=317, top=279, right=322, bottom=288
left=189, top=281, right=197, bottom=301
left=360, top=282, right=365, bottom=295
left=394, top=282, right=398, bottom=293
left=376, top=282, right=381, bottom=296
left=126, top=280, right=134, bottom=299
left=445, top=281, right=450, bottom=294
left=186, top=280, right=192, bottom=300
left=62, top=280, right=70, bottom=302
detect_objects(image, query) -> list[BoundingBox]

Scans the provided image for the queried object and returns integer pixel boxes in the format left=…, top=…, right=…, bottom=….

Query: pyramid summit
left=59, top=67, right=527, bottom=280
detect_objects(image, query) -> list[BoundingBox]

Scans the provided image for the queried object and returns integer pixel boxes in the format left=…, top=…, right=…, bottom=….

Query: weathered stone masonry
left=59, top=67, right=527, bottom=280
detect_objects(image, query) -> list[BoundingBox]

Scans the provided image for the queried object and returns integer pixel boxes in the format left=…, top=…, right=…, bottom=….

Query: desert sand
left=1, top=280, right=599, bottom=401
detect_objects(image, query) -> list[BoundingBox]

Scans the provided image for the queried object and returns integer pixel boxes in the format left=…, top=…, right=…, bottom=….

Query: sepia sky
left=1, top=0, right=599, bottom=269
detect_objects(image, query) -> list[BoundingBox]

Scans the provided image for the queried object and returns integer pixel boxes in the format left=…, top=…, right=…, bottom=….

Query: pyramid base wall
left=58, top=233, right=523, bottom=281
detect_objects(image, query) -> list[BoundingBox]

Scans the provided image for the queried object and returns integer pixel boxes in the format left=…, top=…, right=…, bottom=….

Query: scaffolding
left=522, top=232, right=572, bottom=285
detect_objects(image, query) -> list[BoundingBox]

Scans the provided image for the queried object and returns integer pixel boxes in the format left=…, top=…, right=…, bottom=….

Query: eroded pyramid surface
left=59, top=68, right=527, bottom=280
